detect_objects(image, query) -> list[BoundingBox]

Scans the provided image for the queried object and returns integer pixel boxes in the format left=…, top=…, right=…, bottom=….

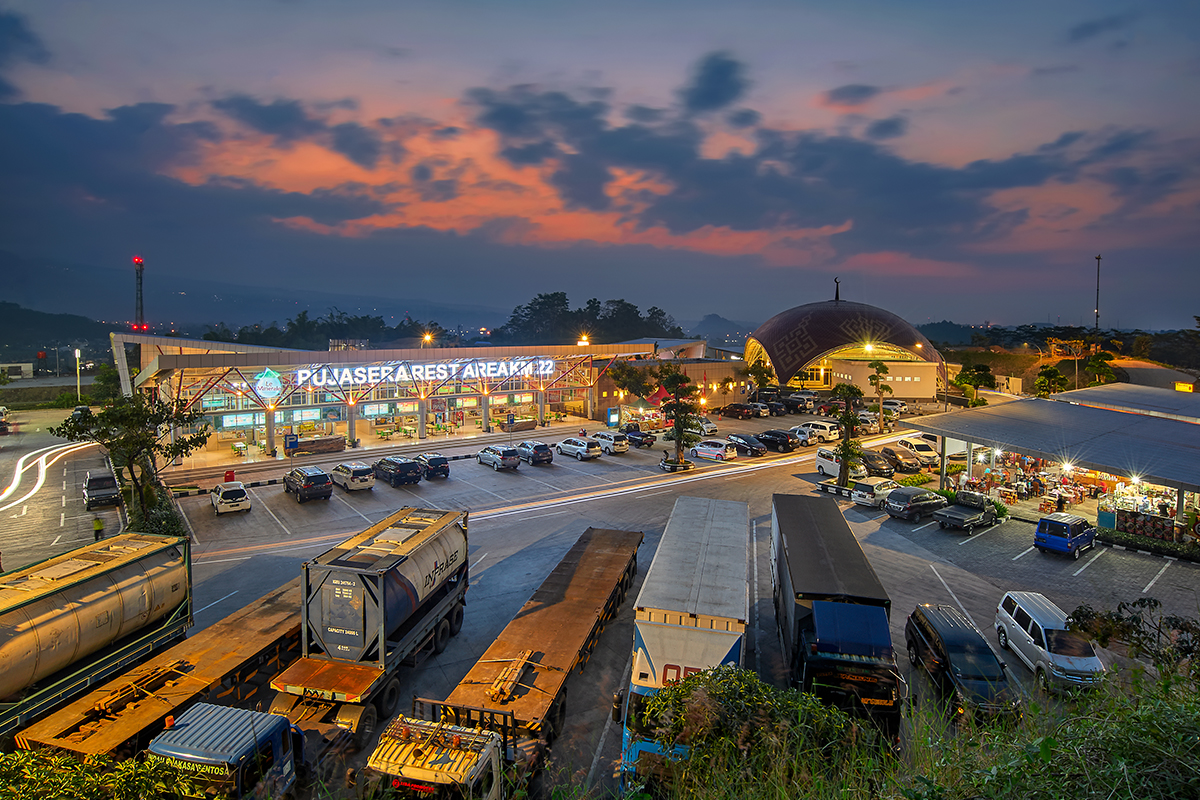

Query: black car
left=726, top=433, right=767, bottom=456
left=880, top=446, right=923, bottom=473
left=783, top=394, right=814, bottom=413
left=618, top=423, right=657, bottom=448
left=860, top=449, right=896, bottom=477
left=905, top=604, right=1021, bottom=719
left=373, top=456, right=423, bottom=487
left=283, top=466, right=334, bottom=503
left=765, top=401, right=789, bottom=416
left=717, top=403, right=753, bottom=420
left=755, top=429, right=799, bottom=452
left=884, top=486, right=948, bottom=522
left=416, top=452, right=451, bottom=479
left=516, top=440, right=554, bottom=464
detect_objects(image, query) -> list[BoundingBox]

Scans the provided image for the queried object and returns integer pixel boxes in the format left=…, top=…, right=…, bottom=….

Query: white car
left=592, top=431, right=630, bottom=454
left=557, top=437, right=602, bottom=460
left=882, top=399, right=908, bottom=414
left=797, top=420, right=840, bottom=443
left=694, top=416, right=718, bottom=435
left=689, top=440, right=738, bottom=461
left=331, top=461, right=376, bottom=491
left=815, top=447, right=867, bottom=480
left=748, top=403, right=771, bottom=418
left=211, top=481, right=251, bottom=514
left=898, top=437, right=938, bottom=466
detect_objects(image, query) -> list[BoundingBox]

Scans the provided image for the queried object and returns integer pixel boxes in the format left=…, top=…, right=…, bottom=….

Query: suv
left=694, top=417, right=718, bottom=435
left=898, top=438, right=938, bottom=467
left=478, top=445, right=520, bottom=470
left=516, top=440, right=554, bottom=465
left=747, top=402, right=771, bottom=418
left=797, top=420, right=840, bottom=443
left=557, top=437, right=601, bottom=461
left=860, top=449, right=895, bottom=477
left=416, top=452, right=451, bottom=479
left=880, top=445, right=922, bottom=473
left=851, top=477, right=901, bottom=508
left=283, top=466, right=334, bottom=503
left=210, top=481, right=252, bottom=514
left=71, top=405, right=90, bottom=421
left=905, top=604, right=1020, bottom=719
left=1033, top=512, right=1096, bottom=559
left=756, top=429, right=800, bottom=452
left=995, top=591, right=1106, bottom=692
left=815, top=447, right=867, bottom=479
left=593, top=431, right=630, bottom=454
left=373, top=456, right=423, bottom=487
left=83, top=470, right=121, bottom=510
left=726, top=433, right=767, bottom=456
left=331, top=461, right=376, bottom=491
left=718, top=403, right=753, bottom=420
left=884, top=486, right=948, bottom=522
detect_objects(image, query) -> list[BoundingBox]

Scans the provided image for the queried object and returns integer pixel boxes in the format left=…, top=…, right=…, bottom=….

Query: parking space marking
left=51, top=534, right=62, bottom=545
left=512, top=470, right=563, bottom=493
left=471, top=552, right=488, bottom=571
left=550, top=460, right=621, bottom=483
left=1072, top=548, right=1106, bottom=576
left=195, top=590, right=240, bottom=615
left=636, top=490, right=670, bottom=498
left=929, top=563, right=977, bottom=629
left=59, top=512, right=64, bottom=527
left=447, top=476, right=507, bottom=501
left=1143, top=561, right=1171, bottom=594
left=179, top=501, right=199, bottom=544
left=1012, top=546, right=1034, bottom=561
left=523, top=509, right=572, bottom=520
left=914, top=521, right=939, bottom=532
left=196, top=556, right=253, bottom=565
left=247, top=487, right=292, bottom=535
left=334, top=493, right=373, bottom=523
left=957, top=526, right=998, bottom=545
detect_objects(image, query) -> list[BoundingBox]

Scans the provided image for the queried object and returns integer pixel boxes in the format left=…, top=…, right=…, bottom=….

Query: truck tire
left=964, top=525, right=973, bottom=535
left=355, top=705, right=378, bottom=749
left=433, top=618, right=451, bottom=654
left=375, top=678, right=401, bottom=717
left=938, top=520, right=948, bottom=529
left=448, top=602, right=464, bottom=635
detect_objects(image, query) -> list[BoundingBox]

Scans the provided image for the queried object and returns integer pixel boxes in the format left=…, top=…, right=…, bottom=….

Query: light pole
left=1094, top=254, right=1101, bottom=336
left=422, top=332, right=432, bottom=349
left=74, top=349, right=81, bottom=402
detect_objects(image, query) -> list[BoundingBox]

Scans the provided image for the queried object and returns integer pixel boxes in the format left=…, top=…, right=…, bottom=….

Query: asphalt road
left=3, top=407, right=1198, bottom=797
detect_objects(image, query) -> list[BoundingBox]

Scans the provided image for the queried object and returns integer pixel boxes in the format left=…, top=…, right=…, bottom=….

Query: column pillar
left=481, top=394, right=491, bottom=433
left=966, top=442, right=975, bottom=482
left=537, top=390, right=546, bottom=427
left=266, top=408, right=276, bottom=457
left=347, top=403, right=357, bottom=447
left=418, top=397, right=428, bottom=440
left=586, top=384, right=595, bottom=421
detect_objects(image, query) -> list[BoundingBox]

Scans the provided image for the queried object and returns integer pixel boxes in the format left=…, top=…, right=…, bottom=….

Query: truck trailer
left=770, top=493, right=904, bottom=746
left=0, top=533, right=191, bottom=742
left=355, top=526, right=643, bottom=799
left=615, top=496, right=749, bottom=791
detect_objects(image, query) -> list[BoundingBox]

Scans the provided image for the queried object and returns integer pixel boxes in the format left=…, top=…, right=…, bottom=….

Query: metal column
left=537, top=390, right=546, bottom=426
left=347, top=403, right=357, bottom=448
left=266, top=408, right=276, bottom=457
left=418, top=397, right=427, bottom=440
left=481, top=394, right=491, bottom=433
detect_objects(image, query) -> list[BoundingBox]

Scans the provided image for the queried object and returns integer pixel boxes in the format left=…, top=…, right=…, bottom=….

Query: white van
left=851, top=477, right=901, bottom=508
left=798, top=420, right=840, bottom=443
left=815, top=447, right=867, bottom=480
left=995, top=591, right=1106, bottom=692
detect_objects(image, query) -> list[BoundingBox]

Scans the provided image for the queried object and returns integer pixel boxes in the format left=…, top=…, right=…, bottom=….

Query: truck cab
left=145, top=704, right=306, bottom=799
left=358, top=716, right=505, bottom=799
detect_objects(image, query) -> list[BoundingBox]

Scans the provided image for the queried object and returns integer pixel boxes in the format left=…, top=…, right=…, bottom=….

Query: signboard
left=507, top=413, right=515, bottom=425
left=294, top=359, right=556, bottom=388
left=284, top=434, right=298, bottom=450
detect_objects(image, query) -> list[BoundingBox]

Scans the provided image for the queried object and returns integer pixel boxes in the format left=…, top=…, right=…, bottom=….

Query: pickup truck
left=618, top=422, right=657, bottom=448
left=933, top=490, right=997, bottom=533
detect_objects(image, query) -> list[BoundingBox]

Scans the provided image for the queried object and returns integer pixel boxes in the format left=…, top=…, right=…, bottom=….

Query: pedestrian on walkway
left=93, top=515, right=105, bottom=542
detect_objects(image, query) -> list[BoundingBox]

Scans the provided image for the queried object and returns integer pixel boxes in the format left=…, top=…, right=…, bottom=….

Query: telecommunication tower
left=132, top=255, right=147, bottom=331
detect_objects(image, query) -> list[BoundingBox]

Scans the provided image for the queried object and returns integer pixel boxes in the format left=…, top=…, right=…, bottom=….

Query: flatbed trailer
left=359, top=527, right=643, bottom=797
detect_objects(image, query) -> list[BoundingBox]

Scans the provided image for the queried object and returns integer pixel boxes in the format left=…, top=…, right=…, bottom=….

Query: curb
left=170, top=455, right=481, bottom=497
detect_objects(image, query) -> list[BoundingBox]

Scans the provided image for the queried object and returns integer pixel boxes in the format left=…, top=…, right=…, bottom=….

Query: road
left=3, top=406, right=1198, bottom=796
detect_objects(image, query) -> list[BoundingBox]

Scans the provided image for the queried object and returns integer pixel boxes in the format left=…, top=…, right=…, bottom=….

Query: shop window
left=913, top=376, right=921, bottom=382
left=904, top=376, right=911, bottom=381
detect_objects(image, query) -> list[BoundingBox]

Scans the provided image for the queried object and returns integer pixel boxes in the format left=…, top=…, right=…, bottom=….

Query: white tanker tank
left=0, top=534, right=190, bottom=702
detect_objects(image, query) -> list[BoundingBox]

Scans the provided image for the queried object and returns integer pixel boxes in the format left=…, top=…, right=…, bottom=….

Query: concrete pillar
left=346, top=403, right=357, bottom=447
left=418, top=397, right=428, bottom=440
left=266, top=408, right=276, bottom=457
left=938, top=437, right=948, bottom=490
left=171, top=424, right=182, bottom=466
left=586, top=385, right=595, bottom=421
left=481, top=394, right=491, bottom=433
left=537, top=390, right=546, bottom=426
left=966, top=442, right=975, bottom=480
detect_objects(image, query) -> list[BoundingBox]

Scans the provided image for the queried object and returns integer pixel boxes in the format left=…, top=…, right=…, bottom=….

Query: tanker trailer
left=268, top=507, right=469, bottom=746
left=0, top=533, right=191, bottom=739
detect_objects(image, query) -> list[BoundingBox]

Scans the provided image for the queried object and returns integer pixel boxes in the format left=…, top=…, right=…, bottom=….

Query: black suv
left=765, top=401, right=788, bottom=416
left=726, top=433, right=767, bottom=456
left=283, top=466, right=333, bottom=503
left=905, top=604, right=1020, bottom=719
left=516, top=440, right=554, bottom=465
left=756, top=429, right=799, bottom=452
left=373, top=456, right=423, bottom=486
left=860, top=449, right=896, bottom=478
left=718, top=403, right=754, bottom=420
left=884, top=486, right=947, bottom=522
left=416, top=452, right=451, bottom=479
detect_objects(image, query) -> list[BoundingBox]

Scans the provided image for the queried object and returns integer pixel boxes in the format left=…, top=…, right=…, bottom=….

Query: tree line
left=490, top=292, right=686, bottom=345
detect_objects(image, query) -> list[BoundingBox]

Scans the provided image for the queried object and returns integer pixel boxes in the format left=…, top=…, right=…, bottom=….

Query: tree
left=50, top=393, right=212, bottom=522
left=866, top=360, right=893, bottom=420
left=0, top=367, right=10, bottom=386
left=1086, top=352, right=1116, bottom=386
left=741, top=357, right=776, bottom=395
left=1033, top=365, right=1068, bottom=397
left=607, top=360, right=658, bottom=401
left=658, top=363, right=701, bottom=465
left=0, top=749, right=202, bottom=799
left=716, top=377, right=735, bottom=408
left=829, top=383, right=865, bottom=486
left=1071, top=597, right=1200, bottom=687
left=954, top=363, right=997, bottom=404
left=90, top=362, right=123, bottom=405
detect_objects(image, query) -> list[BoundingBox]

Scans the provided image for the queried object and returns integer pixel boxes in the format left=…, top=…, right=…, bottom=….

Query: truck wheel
left=964, top=525, right=974, bottom=535
left=938, top=520, right=947, bottom=529
left=355, top=705, right=378, bottom=749
left=433, top=618, right=451, bottom=654
left=375, top=678, right=402, bottom=717
left=448, top=602, right=464, bottom=635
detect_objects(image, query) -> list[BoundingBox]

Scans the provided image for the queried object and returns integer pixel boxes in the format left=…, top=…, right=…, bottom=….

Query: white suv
left=557, top=437, right=602, bottom=460
left=898, top=437, right=938, bottom=466
left=592, top=431, right=629, bottom=454
left=797, top=420, right=840, bottom=443
left=211, top=481, right=252, bottom=514
left=331, top=461, right=376, bottom=491
left=815, top=447, right=867, bottom=480
left=747, top=403, right=771, bottom=418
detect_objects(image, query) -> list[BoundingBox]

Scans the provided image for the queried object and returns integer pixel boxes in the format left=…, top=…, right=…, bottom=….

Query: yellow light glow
left=864, top=343, right=874, bottom=352
left=1062, top=463, right=1073, bottom=472
left=994, top=449, right=1003, bottom=457
left=1131, top=476, right=1141, bottom=484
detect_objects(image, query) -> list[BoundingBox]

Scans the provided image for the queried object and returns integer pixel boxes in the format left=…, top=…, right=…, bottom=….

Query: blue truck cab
left=145, top=703, right=307, bottom=799
left=1034, top=512, right=1096, bottom=559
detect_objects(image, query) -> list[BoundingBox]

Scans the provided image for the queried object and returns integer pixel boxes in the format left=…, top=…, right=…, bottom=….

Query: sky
left=0, top=0, right=1198, bottom=332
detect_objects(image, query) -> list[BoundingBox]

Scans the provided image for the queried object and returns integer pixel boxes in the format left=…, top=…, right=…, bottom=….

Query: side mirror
left=611, top=691, right=624, bottom=723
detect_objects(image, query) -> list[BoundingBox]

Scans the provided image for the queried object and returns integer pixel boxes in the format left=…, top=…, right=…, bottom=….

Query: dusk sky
left=1, top=1, right=1198, bottom=332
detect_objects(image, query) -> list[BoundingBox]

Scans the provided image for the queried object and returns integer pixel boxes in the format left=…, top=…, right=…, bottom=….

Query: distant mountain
left=684, top=314, right=760, bottom=346
left=916, top=320, right=975, bottom=346
left=0, top=302, right=117, bottom=363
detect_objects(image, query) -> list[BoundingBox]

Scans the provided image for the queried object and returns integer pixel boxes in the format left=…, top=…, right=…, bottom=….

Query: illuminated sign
left=254, top=367, right=283, bottom=400
left=295, top=359, right=556, bottom=387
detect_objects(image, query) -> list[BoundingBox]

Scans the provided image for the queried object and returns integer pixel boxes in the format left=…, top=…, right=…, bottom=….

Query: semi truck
left=353, top=526, right=643, bottom=799
left=17, top=506, right=468, bottom=784
left=614, top=496, right=749, bottom=791
left=770, top=493, right=904, bottom=747
left=0, top=533, right=191, bottom=743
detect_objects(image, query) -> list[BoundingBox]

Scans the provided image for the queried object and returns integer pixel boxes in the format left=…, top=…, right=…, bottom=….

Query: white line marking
left=61, top=495, right=66, bottom=507
left=636, top=490, right=671, bottom=498
left=334, top=493, right=373, bottom=523
left=751, top=519, right=760, bottom=676
left=1012, top=546, right=1034, bottom=561
left=587, top=656, right=632, bottom=790
left=451, top=475, right=507, bottom=501
left=1072, top=549, right=1106, bottom=576
left=1142, top=562, right=1170, bottom=594
left=62, top=481, right=66, bottom=491
left=513, top=470, right=563, bottom=492
left=195, top=590, right=240, bottom=615
left=247, top=487, right=291, bottom=535
left=470, top=552, right=488, bottom=572
left=522, top=509, right=572, bottom=520
left=60, top=512, right=65, bottom=527
left=52, top=534, right=62, bottom=545
left=957, top=528, right=995, bottom=545
left=929, top=563, right=977, bottom=629
left=195, top=556, right=253, bottom=565
left=914, top=521, right=938, bottom=531
left=179, top=500, right=199, bottom=544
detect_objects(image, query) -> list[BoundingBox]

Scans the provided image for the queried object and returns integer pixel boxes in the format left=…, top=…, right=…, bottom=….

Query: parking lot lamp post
left=74, top=349, right=81, bottom=402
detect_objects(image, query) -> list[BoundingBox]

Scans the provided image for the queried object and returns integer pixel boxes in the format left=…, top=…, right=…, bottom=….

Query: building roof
left=903, top=395, right=1200, bottom=493
left=1053, top=384, right=1200, bottom=423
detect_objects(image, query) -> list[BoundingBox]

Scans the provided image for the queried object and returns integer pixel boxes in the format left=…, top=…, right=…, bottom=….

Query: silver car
left=592, top=431, right=629, bottom=454
left=995, top=591, right=1106, bottom=692
left=477, top=445, right=520, bottom=470
left=557, top=437, right=602, bottom=460
left=331, top=461, right=376, bottom=491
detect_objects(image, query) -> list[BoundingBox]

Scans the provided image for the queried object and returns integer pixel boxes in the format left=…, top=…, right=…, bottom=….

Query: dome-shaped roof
left=746, top=299, right=939, bottom=383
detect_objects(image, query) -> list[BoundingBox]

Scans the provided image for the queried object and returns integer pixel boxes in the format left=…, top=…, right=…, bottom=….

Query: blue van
left=1034, top=513, right=1096, bottom=559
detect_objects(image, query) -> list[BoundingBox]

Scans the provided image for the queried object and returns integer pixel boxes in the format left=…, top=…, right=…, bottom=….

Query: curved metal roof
left=746, top=299, right=940, bottom=383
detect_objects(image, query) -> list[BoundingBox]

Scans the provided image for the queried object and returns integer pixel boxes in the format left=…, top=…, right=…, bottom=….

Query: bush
left=897, top=473, right=935, bottom=486
left=1096, top=526, right=1200, bottom=563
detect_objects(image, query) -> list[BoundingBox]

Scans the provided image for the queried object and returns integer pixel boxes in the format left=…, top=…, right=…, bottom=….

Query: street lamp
left=74, top=349, right=81, bottom=402
left=422, top=332, right=432, bottom=348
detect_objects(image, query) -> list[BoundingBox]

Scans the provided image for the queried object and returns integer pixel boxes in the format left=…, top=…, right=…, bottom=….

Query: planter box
left=817, top=479, right=854, bottom=497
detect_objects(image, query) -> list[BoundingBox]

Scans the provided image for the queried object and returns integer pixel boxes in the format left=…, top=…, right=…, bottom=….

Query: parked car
left=726, top=433, right=768, bottom=456
left=747, top=402, right=771, bottom=418
left=478, top=445, right=520, bottom=470
left=694, top=417, right=719, bottom=435
left=995, top=591, right=1106, bottom=692
left=0, top=419, right=9, bottom=434
left=619, top=423, right=657, bottom=448
left=882, top=399, right=909, bottom=414
left=516, top=440, right=554, bottom=464
left=797, top=420, right=840, bottom=443
left=884, top=486, right=948, bottom=521
left=0, top=406, right=8, bottom=420
left=716, top=403, right=753, bottom=420
left=786, top=426, right=818, bottom=447
left=898, top=437, right=939, bottom=467
left=331, top=461, right=376, bottom=491
left=766, top=401, right=789, bottom=416
left=557, top=437, right=602, bottom=461
left=689, top=439, right=738, bottom=461
left=756, top=429, right=801, bottom=452
left=283, top=466, right=334, bottom=503
left=415, top=452, right=451, bottom=479
left=905, top=604, right=1021, bottom=719
left=593, top=431, right=630, bottom=454
left=1033, top=512, right=1097, bottom=559
left=210, top=481, right=252, bottom=514
left=860, top=449, right=896, bottom=477
left=880, top=445, right=923, bottom=472
left=71, top=405, right=89, bottom=421
left=815, top=447, right=867, bottom=480
left=83, top=470, right=121, bottom=510
left=783, top=394, right=814, bottom=413
left=373, top=456, right=423, bottom=486
left=855, top=415, right=880, bottom=435
left=851, top=477, right=901, bottom=508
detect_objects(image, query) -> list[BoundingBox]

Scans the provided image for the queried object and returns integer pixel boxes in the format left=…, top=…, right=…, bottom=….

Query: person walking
left=93, top=515, right=105, bottom=542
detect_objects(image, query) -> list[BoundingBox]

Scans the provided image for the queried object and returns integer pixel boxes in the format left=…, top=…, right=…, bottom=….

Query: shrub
left=897, top=473, right=935, bottom=486
left=1096, top=526, right=1200, bottom=563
